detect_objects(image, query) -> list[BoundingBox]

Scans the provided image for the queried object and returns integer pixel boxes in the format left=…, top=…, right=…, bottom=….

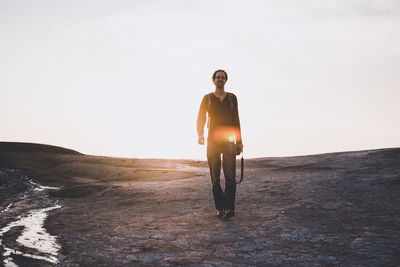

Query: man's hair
left=212, top=69, right=228, bottom=81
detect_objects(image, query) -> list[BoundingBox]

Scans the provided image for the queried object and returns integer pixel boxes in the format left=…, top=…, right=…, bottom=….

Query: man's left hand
left=236, top=144, right=243, bottom=155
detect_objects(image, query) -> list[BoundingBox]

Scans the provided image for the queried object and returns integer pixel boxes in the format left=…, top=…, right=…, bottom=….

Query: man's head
left=212, top=69, right=228, bottom=89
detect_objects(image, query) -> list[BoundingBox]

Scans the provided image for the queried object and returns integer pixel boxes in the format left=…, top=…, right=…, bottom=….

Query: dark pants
left=207, top=141, right=237, bottom=211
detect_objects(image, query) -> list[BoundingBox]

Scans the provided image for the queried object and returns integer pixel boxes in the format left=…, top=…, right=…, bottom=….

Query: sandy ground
left=1, top=142, right=400, bottom=266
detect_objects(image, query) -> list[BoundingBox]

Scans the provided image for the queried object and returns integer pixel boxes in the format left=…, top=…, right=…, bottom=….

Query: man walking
left=197, top=69, right=243, bottom=219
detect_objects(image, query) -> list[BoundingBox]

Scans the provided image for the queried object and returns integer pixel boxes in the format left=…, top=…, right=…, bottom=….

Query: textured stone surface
left=1, top=145, right=400, bottom=266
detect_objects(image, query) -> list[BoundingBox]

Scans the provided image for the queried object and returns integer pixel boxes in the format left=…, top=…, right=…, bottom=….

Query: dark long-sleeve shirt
left=197, top=92, right=242, bottom=144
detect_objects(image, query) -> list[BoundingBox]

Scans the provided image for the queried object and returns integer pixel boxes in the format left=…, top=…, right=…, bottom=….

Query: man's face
left=213, top=72, right=227, bottom=88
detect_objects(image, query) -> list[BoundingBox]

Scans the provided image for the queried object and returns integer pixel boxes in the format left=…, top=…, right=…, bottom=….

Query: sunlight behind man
left=212, top=126, right=239, bottom=143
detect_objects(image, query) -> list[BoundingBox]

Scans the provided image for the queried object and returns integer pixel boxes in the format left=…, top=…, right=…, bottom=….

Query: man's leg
left=207, top=141, right=224, bottom=211
left=222, top=142, right=237, bottom=212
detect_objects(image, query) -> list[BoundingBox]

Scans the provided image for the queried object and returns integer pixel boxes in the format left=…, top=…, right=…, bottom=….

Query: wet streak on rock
left=0, top=169, right=62, bottom=266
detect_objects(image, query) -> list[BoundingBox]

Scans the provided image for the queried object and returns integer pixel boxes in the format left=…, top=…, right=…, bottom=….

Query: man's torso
left=207, top=92, right=236, bottom=142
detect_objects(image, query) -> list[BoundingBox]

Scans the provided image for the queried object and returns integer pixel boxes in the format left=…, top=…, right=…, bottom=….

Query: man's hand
left=198, top=136, right=205, bottom=145
left=236, top=143, right=243, bottom=155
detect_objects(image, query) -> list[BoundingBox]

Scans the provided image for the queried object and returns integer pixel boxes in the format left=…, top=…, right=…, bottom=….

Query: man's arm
left=233, top=94, right=242, bottom=145
left=197, top=95, right=207, bottom=144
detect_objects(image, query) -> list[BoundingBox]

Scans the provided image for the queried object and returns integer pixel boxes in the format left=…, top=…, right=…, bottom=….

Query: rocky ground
left=0, top=142, right=400, bottom=266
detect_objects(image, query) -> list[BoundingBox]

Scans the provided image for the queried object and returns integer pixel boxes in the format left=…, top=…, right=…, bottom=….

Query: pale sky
left=1, top=0, right=399, bottom=160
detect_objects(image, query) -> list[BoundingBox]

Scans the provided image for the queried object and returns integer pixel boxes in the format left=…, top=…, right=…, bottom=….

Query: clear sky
left=1, top=0, right=399, bottom=160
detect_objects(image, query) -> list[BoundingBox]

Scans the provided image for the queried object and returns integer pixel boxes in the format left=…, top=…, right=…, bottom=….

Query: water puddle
left=0, top=203, right=62, bottom=265
left=0, top=170, right=62, bottom=266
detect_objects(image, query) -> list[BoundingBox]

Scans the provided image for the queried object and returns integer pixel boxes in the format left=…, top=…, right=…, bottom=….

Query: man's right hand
left=198, top=136, right=205, bottom=145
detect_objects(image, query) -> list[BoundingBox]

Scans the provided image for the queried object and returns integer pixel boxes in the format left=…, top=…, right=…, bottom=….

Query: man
left=197, top=69, right=243, bottom=219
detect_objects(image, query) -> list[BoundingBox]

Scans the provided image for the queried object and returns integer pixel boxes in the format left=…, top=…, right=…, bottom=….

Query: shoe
left=223, top=210, right=235, bottom=219
left=217, top=210, right=224, bottom=217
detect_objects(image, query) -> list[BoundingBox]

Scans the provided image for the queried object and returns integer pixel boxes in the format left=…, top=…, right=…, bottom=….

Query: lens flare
left=212, top=126, right=239, bottom=143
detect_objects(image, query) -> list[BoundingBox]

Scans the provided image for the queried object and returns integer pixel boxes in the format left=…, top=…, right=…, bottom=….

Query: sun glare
left=212, top=126, right=239, bottom=143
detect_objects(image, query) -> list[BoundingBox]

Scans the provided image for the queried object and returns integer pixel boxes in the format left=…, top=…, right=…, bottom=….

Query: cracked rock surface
left=1, top=143, right=400, bottom=266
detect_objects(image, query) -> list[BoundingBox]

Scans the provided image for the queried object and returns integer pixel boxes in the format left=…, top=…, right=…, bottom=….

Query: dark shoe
left=217, top=210, right=224, bottom=217
left=223, top=210, right=235, bottom=219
